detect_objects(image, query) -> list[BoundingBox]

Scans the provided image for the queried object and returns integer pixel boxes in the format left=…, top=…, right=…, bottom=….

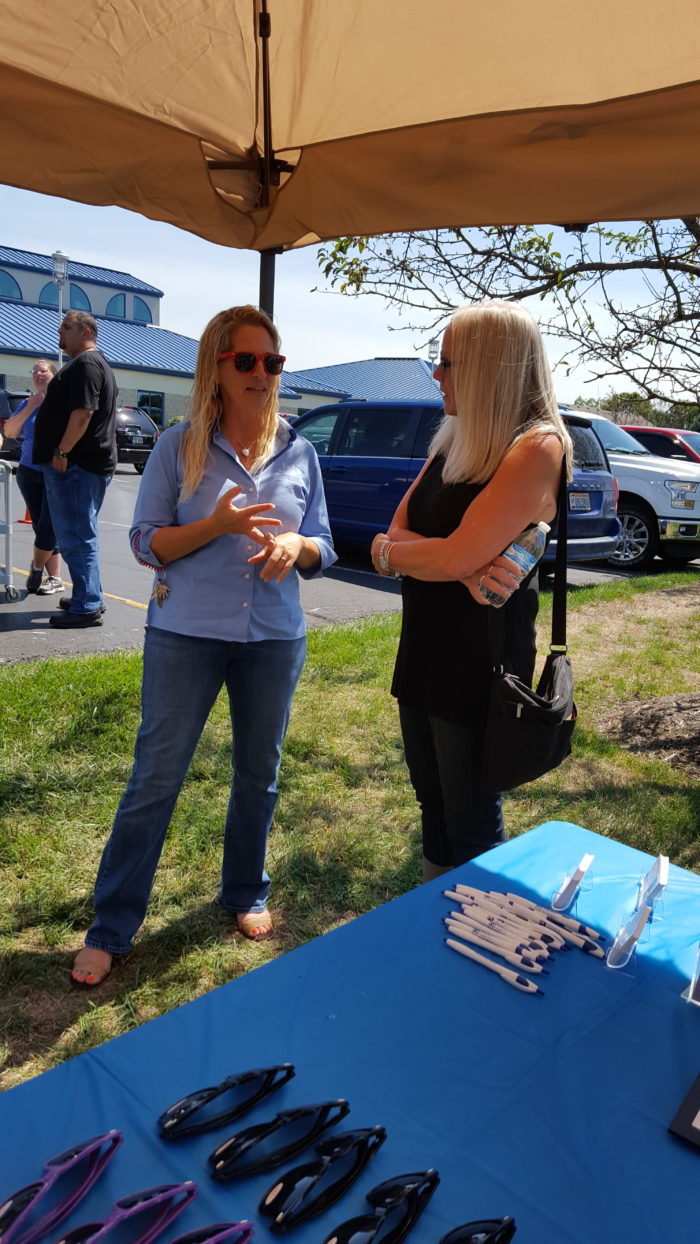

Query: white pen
left=449, top=889, right=545, bottom=940
left=444, top=937, right=544, bottom=995
left=447, top=909, right=549, bottom=961
left=484, top=894, right=568, bottom=949
left=444, top=920, right=547, bottom=974
left=457, top=901, right=552, bottom=955
left=504, top=892, right=604, bottom=941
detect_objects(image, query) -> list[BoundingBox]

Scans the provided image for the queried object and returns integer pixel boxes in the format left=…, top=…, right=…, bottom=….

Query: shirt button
left=244, top=573, right=250, bottom=579
left=248, top=487, right=255, bottom=494
left=242, top=601, right=249, bottom=608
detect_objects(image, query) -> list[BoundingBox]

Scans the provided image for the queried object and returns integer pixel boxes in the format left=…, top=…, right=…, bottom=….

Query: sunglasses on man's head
left=209, top=1100, right=351, bottom=1181
left=158, top=1064, right=295, bottom=1141
left=259, top=1125, right=387, bottom=1233
left=216, top=351, right=286, bottom=375
left=55, top=1181, right=197, bottom=1244
left=439, top=1218, right=517, bottom=1244
left=320, top=1169, right=440, bottom=1244
left=0, top=1131, right=123, bottom=1244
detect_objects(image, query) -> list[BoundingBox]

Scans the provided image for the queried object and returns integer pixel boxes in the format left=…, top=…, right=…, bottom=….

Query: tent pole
left=259, top=249, right=277, bottom=317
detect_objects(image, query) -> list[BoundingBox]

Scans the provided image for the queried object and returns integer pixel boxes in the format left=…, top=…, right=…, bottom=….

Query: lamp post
left=52, top=249, right=69, bottom=367
left=427, top=338, right=439, bottom=369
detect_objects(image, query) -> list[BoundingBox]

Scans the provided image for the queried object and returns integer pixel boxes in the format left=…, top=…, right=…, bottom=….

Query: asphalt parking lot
left=1, top=465, right=692, bottom=665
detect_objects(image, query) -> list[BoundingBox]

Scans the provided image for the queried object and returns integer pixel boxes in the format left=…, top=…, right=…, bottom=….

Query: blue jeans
left=399, top=703, right=505, bottom=868
left=16, top=465, right=58, bottom=553
left=86, top=626, right=307, bottom=956
left=43, top=463, right=110, bottom=613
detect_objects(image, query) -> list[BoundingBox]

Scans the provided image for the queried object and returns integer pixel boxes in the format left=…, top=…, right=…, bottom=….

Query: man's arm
left=50, top=408, right=93, bottom=472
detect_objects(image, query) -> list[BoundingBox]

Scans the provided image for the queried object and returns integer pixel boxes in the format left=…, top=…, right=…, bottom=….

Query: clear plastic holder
left=606, top=904, right=652, bottom=971
left=681, top=942, right=700, bottom=1005
left=551, top=852, right=595, bottom=913
left=635, top=855, right=669, bottom=923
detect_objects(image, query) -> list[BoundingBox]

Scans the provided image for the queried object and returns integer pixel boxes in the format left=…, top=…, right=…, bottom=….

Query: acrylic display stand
left=551, top=852, right=595, bottom=913
left=681, top=942, right=700, bottom=1005
left=606, top=904, right=652, bottom=971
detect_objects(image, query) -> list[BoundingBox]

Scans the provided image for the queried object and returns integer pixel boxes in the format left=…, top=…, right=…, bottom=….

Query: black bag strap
left=487, top=457, right=568, bottom=669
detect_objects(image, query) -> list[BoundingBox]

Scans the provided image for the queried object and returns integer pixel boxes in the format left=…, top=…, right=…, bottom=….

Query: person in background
left=70, top=304, right=336, bottom=988
left=372, top=300, right=572, bottom=881
left=3, top=360, right=63, bottom=594
left=32, top=312, right=117, bottom=628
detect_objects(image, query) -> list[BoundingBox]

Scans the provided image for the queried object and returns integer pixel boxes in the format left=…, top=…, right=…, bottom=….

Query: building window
left=133, top=296, right=152, bottom=324
left=137, top=391, right=164, bottom=426
left=0, top=271, right=22, bottom=300
left=106, top=293, right=126, bottom=318
left=70, top=284, right=91, bottom=312
left=39, top=281, right=59, bottom=306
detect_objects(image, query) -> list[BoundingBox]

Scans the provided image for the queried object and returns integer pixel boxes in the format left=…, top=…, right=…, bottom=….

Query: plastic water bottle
left=478, top=521, right=551, bottom=607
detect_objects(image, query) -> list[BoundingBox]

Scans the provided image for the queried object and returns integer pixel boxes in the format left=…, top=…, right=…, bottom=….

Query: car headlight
left=664, top=480, right=698, bottom=509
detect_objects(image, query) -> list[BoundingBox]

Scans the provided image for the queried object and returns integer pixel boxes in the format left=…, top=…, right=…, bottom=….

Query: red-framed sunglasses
left=217, top=352, right=286, bottom=375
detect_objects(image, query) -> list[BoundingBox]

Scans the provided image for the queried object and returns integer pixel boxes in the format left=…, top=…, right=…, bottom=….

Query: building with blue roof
left=283, top=357, right=440, bottom=412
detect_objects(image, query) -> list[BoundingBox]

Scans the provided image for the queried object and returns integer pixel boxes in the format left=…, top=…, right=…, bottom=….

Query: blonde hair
left=180, top=305, right=282, bottom=499
left=32, top=359, right=58, bottom=378
left=431, top=299, right=572, bottom=484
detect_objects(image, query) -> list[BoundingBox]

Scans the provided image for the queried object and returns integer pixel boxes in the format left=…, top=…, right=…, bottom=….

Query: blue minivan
left=293, top=400, right=620, bottom=564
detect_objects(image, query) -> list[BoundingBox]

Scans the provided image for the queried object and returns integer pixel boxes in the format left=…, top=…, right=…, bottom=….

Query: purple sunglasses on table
left=54, top=1182, right=197, bottom=1244
left=0, top=1132, right=123, bottom=1244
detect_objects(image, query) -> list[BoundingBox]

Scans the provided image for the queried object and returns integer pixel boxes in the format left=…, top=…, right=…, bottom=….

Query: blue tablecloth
left=1, top=822, right=698, bottom=1244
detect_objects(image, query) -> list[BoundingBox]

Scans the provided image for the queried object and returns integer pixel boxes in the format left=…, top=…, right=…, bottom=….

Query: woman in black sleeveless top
left=371, top=300, right=572, bottom=881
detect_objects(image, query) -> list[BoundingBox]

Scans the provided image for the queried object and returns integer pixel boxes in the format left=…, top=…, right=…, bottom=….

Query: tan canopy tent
left=2, top=0, right=700, bottom=306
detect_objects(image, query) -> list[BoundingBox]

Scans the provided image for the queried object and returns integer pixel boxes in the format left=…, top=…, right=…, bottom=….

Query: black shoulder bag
left=482, top=463, right=577, bottom=791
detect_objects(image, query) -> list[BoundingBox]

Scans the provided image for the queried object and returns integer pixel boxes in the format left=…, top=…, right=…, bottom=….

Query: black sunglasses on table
left=158, top=1065, right=295, bottom=1141
left=319, top=1169, right=440, bottom=1244
left=259, top=1125, right=387, bottom=1232
left=439, top=1219, right=517, bottom=1244
left=209, top=1101, right=351, bottom=1181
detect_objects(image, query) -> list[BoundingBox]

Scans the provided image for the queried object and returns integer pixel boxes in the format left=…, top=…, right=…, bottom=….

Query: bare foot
left=70, top=947, right=113, bottom=988
left=236, top=909, right=273, bottom=941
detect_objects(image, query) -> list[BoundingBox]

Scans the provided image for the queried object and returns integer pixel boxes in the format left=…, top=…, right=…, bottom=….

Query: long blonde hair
left=181, top=305, right=282, bottom=499
left=431, top=300, right=572, bottom=484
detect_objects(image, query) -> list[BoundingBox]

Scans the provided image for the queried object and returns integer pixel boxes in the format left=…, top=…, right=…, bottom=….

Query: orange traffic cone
left=17, top=508, right=32, bottom=524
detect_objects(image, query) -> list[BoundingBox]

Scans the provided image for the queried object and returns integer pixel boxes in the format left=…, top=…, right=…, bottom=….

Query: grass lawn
left=1, top=569, right=699, bottom=1088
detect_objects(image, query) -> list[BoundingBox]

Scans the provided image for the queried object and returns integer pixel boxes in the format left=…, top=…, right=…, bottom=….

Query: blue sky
left=0, top=184, right=595, bottom=400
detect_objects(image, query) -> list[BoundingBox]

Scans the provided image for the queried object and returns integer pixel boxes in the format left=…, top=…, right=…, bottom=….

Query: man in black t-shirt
left=34, top=312, right=117, bottom=627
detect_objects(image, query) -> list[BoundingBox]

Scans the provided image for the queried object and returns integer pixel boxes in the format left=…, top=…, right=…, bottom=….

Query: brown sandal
left=70, top=948, right=113, bottom=989
left=236, top=909, right=273, bottom=942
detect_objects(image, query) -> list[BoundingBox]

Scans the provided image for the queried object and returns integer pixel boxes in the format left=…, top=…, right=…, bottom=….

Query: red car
left=621, top=425, right=700, bottom=465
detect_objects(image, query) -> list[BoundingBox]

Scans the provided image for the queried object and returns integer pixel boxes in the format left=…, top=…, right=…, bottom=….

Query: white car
left=562, top=407, right=700, bottom=570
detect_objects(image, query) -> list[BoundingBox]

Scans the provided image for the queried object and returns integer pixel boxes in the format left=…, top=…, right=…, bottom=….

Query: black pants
left=399, top=702, right=504, bottom=867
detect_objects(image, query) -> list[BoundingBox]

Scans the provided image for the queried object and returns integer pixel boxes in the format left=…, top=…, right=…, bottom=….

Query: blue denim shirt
left=130, top=418, right=336, bottom=642
left=14, top=399, right=42, bottom=472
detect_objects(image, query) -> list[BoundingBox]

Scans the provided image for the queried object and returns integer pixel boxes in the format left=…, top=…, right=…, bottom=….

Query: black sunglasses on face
left=439, top=1219, right=517, bottom=1244
left=209, top=1101, right=351, bottom=1181
left=259, top=1126, right=387, bottom=1233
left=320, top=1169, right=440, bottom=1244
left=216, top=351, right=286, bottom=375
left=0, top=1131, right=123, bottom=1244
left=158, top=1065, right=295, bottom=1140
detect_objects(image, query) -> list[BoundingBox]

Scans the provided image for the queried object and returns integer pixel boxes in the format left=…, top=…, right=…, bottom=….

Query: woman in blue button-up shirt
left=71, top=306, right=336, bottom=987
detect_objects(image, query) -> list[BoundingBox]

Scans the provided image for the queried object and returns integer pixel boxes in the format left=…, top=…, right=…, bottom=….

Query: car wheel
left=607, top=502, right=659, bottom=571
left=134, top=462, right=146, bottom=475
left=659, top=550, right=697, bottom=567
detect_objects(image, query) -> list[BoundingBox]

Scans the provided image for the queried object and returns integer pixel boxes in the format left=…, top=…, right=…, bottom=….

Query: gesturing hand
left=248, top=532, right=304, bottom=582
left=212, top=486, right=282, bottom=543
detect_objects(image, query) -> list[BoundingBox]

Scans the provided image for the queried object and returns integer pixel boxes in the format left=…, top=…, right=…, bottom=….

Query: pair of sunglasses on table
left=0, top=1133, right=253, bottom=1244
left=157, top=1066, right=517, bottom=1243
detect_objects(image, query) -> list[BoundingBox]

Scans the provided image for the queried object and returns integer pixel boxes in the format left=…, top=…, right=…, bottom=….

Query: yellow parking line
left=12, top=567, right=148, bottom=611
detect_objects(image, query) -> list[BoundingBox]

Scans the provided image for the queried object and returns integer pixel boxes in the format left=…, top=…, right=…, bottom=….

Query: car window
left=412, top=406, right=443, bottom=459
left=568, top=424, right=608, bottom=471
left=335, top=407, right=412, bottom=457
left=590, top=417, right=650, bottom=454
left=629, top=431, right=687, bottom=459
left=681, top=430, right=700, bottom=454
left=118, top=409, right=157, bottom=434
left=295, top=410, right=341, bottom=454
